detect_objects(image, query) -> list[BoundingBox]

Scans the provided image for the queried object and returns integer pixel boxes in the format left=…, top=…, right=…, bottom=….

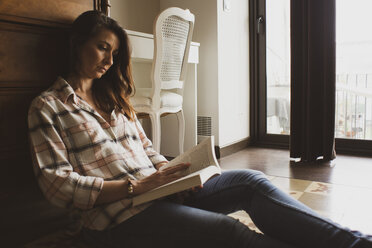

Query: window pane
left=266, top=0, right=291, bottom=135
left=336, top=0, right=372, bottom=140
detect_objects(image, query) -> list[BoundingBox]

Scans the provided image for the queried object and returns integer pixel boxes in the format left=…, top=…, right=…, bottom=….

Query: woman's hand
left=132, top=163, right=190, bottom=195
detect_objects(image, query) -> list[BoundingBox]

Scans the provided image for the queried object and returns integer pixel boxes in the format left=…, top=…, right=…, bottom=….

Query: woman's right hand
left=131, top=163, right=190, bottom=195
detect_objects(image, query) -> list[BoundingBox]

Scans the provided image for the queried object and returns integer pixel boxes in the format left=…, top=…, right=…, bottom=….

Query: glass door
left=252, top=0, right=372, bottom=153
left=335, top=0, right=372, bottom=153
left=253, top=0, right=290, bottom=147
left=336, top=0, right=372, bottom=140
left=266, top=0, right=291, bottom=135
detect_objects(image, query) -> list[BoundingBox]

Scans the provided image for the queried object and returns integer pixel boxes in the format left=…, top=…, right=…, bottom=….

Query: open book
left=132, top=136, right=221, bottom=206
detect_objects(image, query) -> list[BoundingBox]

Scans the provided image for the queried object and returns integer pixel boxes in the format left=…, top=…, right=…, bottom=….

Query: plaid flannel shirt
left=28, top=77, right=167, bottom=230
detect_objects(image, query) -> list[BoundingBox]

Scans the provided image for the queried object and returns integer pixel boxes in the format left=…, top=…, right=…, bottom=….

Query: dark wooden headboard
left=0, top=0, right=110, bottom=246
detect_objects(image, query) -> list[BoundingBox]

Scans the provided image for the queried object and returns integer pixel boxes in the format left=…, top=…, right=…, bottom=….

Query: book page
left=160, top=136, right=219, bottom=175
left=132, top=137, right=221, bottom=206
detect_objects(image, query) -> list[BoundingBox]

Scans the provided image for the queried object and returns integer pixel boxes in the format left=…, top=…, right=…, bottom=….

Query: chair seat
left=131, top=88, right=183, bottom=108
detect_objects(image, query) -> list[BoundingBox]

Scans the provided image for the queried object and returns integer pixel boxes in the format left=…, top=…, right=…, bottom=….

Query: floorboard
left=219, top=147, right=372, bottom=188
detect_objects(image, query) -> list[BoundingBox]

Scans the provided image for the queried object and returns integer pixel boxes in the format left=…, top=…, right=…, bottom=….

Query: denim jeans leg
left=83, top=200, right=296, bottom=248
left=184, top=169, right=371, bottom=248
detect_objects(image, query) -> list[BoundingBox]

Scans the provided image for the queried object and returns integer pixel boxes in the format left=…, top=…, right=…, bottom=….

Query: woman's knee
left=224, top=169, right=269, bottom=187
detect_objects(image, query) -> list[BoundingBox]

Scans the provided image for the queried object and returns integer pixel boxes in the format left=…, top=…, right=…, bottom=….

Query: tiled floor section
left=228, top=175, right=372, bottom=235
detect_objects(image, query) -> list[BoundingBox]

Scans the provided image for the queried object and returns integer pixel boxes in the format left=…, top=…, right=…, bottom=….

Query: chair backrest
left=151, top=7, right=195, bottom=103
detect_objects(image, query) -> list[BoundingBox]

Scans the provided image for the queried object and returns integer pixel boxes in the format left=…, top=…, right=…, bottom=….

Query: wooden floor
left=219, top=147, right=372, bottom=188
left=220, top=147, right=372, bottom=235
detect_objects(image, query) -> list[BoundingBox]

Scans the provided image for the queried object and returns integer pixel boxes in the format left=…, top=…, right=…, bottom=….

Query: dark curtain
left=290, top=0, right=336, bottom=162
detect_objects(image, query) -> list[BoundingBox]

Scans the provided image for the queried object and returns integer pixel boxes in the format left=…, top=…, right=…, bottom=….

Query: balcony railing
left=267, top=74, right=372, bottom=139
left=336, top=73, right=372, bottom=140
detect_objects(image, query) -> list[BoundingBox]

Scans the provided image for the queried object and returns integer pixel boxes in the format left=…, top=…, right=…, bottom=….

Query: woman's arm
left=95, top=180, right=128, bottom=205
left=95, top=162, right=190, bottom=205
left=28, top=97, right=104, bottom=210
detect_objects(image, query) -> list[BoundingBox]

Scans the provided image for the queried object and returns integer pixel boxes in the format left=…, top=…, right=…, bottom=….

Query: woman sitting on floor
left=28, top=10, right=372, bottom=248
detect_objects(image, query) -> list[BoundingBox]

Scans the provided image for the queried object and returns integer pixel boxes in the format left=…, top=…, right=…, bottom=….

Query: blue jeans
left=83, top=170, right=372, bottom=248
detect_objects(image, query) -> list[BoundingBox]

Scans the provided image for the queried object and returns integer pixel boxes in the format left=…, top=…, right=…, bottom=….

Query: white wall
left=110, top=0, right=159, bottom=33
left=217, top=0, right=250, bottom=146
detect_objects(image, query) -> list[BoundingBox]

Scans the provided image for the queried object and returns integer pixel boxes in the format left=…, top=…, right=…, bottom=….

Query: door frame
left=249, top=0, right=289, bottom=149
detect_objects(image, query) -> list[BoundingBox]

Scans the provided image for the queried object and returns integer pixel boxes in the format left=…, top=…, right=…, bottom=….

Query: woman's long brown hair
left=68, top=11, right=136, bottom=121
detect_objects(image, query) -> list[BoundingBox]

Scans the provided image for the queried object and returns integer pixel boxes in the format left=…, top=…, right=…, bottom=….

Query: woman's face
left=76, top=28, right=120, bottom=79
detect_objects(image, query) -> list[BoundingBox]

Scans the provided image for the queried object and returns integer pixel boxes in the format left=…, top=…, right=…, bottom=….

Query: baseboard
left=215, top=137, right=252, bottom=159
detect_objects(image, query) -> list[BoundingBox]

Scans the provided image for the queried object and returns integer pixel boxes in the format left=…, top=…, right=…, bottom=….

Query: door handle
left=257, top=16, right=264, bottom=34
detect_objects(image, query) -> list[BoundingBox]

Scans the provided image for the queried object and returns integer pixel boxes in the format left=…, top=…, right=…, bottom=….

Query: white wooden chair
left=131, top=7, right=195, bottom=154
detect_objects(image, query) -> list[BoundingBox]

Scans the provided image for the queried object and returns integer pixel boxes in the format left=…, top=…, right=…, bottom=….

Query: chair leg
left=176, top=110, right=185, bottom=154
left=149, top=113, right=161, bottom=152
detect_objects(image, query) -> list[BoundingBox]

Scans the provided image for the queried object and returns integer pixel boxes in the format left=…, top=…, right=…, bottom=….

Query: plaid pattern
left=28, top=77, right=167, bottom=230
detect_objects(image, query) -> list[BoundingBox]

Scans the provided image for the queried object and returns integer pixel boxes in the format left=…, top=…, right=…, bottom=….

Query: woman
left=28, top=10, right=372, bottom=248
